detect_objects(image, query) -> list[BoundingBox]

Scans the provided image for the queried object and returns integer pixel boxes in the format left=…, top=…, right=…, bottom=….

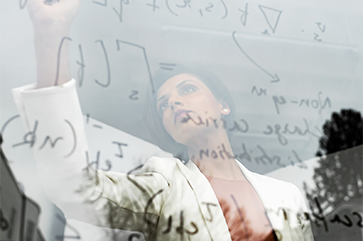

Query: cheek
left=194, top=94, right=221, bottom=116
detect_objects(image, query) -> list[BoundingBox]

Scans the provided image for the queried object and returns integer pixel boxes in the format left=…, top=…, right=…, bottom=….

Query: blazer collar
left=176, top=159, right=281, bottom=241
left=175, top=160, right=232, bottom=241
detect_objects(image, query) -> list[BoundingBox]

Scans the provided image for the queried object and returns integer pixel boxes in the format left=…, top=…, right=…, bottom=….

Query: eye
left=159, top=102, right=168, bottom=113
left=182, top=85, right=196, bottom=94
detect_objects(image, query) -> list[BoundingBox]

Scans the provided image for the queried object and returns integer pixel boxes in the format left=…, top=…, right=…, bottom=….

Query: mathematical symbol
left=129, top=90, right=139, bottom=100
left=76, top=44, right=85, bottom=87
left=231, top=194, right=245, bottom=223
left=93, top=0, right=107, bottom=6
left=176, top=0, right=191, bottom=8
left=86, top=113, right=90, bottom=124
left=116, top=39, right=155, bottom=93
left=232, top=31, right=280, bottom=83
left=238, top=3, right=249, bottom=26
left=272, top=95, right=286, bottom=114
left=1, top=114, right=20, bottom=136
left=219, top=0, right=227, bottom=19
left=258, top=5, right=282, bottom=34
left=39, top=136, right=63, bottom=150
left=83, top=151, right=100, bottom=173
left=315, top=22, right=325, bottom=32
left=12, top=121, right=38, bottom=148
left=63, top=119, right=77, bottom=158
left=162, top=216, right=172, bottom=234
left=205, top=2, right=213, bottom=12
left=202, top=202, right=217, bottom=222
left=84, top=151, right=110, bottom=173
left=55, top=37, right=72, bottom=86
left=147, top=0, right=160, bottom=11
left=261, top=29, right=269, bottom=35
left=165, top=0, right=178, bottom=16
left=313, top=33, right=322, bottom=41
left=251, top=86, right=267, bottom=96
left=113, top=0, right=130, bottom=23
left=103, top=160, right=112, bottom=171
left=94, top=40, right=111, bottom=87
left=19, top=0, right=28, bottom=9
left=199, top=9, right=203, bottom=16
left=159, top=63, right=176, bottom=70
left=113, top=141, right=128, bottom=158
left=293, top=150, right=307, bottom=169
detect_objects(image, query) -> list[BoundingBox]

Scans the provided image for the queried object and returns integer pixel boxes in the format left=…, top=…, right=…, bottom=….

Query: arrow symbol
left=232, top=31, right=280, bottom=83
left=272, top=74, right=280, bottom=83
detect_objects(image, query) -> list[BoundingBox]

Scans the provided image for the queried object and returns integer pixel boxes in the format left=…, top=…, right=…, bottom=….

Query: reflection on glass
left=304, top=109, right=363, bottom=240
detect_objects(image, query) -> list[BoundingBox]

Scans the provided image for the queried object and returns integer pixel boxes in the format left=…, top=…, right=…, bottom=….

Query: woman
left=13, top=0, right=314, bottom=240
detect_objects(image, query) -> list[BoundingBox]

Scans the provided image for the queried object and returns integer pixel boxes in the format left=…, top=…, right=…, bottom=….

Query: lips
left=174, top=109, right=191, bottom=123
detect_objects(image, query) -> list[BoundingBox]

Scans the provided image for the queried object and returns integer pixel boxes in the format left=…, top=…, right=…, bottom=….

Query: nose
left=169, top=99, right=183, bottom=111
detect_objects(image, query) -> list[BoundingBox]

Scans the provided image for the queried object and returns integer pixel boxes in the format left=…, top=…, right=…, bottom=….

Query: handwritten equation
left=1, top=108, right=323, bottom=170
left=17, top=0, right=328, bottom=43
left=1, top=1, right=359, bottom=241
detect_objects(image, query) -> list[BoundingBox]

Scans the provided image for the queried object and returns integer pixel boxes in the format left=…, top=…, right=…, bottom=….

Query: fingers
left=27, top=0, right=81, bottom=27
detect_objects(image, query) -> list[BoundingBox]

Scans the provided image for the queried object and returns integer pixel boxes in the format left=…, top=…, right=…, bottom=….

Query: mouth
left=174, top=109, right=191, bottom=123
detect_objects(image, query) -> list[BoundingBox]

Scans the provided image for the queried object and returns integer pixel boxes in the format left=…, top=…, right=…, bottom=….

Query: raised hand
left=28, top=0, right=82, bottom=88
left=28, top=0, right=81, bottom=28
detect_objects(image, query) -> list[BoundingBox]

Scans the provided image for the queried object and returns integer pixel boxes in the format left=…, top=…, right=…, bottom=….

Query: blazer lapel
left=175, top=160, right=232, bottom=241
left=235, top=161, right=286, bottom=237
left=176, top=159, right=289, bottom=240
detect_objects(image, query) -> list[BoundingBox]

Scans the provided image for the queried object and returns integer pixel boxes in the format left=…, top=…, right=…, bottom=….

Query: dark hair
left=144, top=65, right=236, bottom=162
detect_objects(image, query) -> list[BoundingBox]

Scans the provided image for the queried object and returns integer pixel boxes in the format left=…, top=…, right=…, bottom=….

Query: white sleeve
left=12, top=80, right=170, bottom=239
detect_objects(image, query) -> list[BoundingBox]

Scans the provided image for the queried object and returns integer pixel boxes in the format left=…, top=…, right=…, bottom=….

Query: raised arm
left=28, top=0, right=80, bottom=88
left=12, top=1, right=170, bottom=237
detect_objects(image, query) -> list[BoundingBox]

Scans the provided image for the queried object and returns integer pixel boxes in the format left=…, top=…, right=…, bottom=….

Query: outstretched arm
left=28, top=0, right=81, bottom=88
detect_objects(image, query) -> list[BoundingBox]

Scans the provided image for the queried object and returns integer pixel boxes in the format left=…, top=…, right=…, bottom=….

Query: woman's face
left=156, top=73, right=227, bottom=145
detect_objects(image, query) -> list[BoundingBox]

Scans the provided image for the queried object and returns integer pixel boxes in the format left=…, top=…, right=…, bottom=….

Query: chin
left=173, top=123, right=208, bottom=145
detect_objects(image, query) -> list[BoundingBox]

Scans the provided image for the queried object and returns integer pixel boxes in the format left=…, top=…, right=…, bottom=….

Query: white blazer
left=12, top=79, right=314, bottom=241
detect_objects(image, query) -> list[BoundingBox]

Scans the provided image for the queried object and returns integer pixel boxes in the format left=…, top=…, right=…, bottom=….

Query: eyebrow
left=156, top=80, right=196, bottom=103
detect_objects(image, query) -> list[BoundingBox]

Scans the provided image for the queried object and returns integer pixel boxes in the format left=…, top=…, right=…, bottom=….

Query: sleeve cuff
left=11, top=79, right=77, bottom=133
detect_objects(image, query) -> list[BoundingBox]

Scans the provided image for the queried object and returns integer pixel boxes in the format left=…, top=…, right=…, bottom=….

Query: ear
left=219, top=100, right=230, bottom=115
